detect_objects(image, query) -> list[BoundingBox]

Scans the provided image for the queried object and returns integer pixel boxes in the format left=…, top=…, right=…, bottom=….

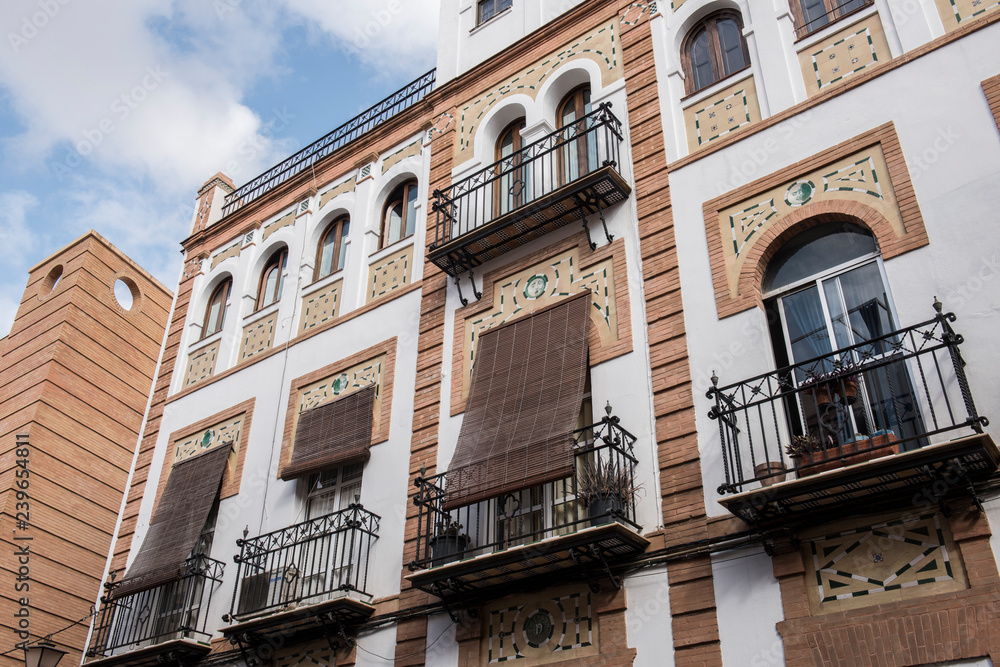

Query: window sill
left=681, top=67, right=754, bottom=108
left=369, top=235, right=415, bottom=262
left=793, top=2, right=877, bottom=44
left=470, top=6, right=512, bottom=33
left=244, top=301, right=280, bottom=325
left=303, top=269, right=346, bottom=297
left=191, top=329, right=223, bottom=352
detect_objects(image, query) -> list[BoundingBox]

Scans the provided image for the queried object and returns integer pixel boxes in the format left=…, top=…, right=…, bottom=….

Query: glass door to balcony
left=766, top=228, right=926, bottom=450
left=302, top=463, right=363, bottom=603
left=558, top=87, right=598, bottom=184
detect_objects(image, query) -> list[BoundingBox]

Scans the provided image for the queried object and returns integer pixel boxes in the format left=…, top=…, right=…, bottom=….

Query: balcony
left=709, top=303, right=998, bottom=525
left=85, top=555, right=224, bottom=667
left=221, top=504, right=380, bottom=643
left=222, top=70, right=436, bottom=217
left=406, top=416, right=649, bottom=602
left=428, top=104, right=631, bottom=279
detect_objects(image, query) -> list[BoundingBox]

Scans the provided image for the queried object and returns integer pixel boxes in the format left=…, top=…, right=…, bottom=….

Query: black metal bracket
left=575, top=204, right=597, bottom=251
left=316, top=612, right=356, bottom=653
left=155, top=651, right=184, bottom=667
left=464, top=250, right=482, bottom=302
left=588, top=544, right=622, bottom=590
left=453, top=272, right=468, bottom=307
left=229, top=631, right=267, bottom=667
left=432, top=582, right=464, bottom=623
left=596, top=198, right=613, bottom=245
left=568, top=547, right=601, bottom=594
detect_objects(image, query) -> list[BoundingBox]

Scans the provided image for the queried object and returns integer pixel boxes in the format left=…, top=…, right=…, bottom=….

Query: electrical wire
left=0, top=607, right=98, bottom=658
left=354, top=619, right=455, bottom=662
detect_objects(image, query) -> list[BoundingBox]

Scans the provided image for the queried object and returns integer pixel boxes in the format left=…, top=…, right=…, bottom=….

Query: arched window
left=202, top=278, right=231, bottom=338
left=682, top=11, right=750, bottom=95
left=763, top=224, right=924, bottom=449
left=316, top=216, right=350, bottom=280
left=256, top=247, right=288, bottom=311
left=791, top=0, right=868, bottom=37
left=381, top=181, right=418, bottom=249
left=558, top=86, right=597, bottom=184
left=495, top=119, right=530, bottom=216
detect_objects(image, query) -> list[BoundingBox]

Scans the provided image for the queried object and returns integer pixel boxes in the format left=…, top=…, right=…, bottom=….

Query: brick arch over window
left=739, top=200, right=902, bottom=311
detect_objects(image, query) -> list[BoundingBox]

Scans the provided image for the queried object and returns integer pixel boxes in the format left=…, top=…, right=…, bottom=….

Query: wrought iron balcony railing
left=708, top=302, right=989, bottom=495
left=410, top=416, right=639, bottom=571
left=87, top=555, right=225, bottom=660
left=428, top=103, right=629, bottom=278
left=222, top=70, right=436, bottom=217
left=226, top=504, right=380, bottom=621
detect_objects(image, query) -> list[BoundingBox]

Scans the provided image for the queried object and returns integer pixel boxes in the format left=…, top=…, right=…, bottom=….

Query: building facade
left=0, top=232, right=171, bottom=666
left=82, top=1, right=1000, bottom=666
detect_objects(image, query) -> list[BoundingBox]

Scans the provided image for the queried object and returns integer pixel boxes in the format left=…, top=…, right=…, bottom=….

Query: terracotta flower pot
left=754, top=462, right=787, bottom=487
left=795, top=432, right=898, bottom=477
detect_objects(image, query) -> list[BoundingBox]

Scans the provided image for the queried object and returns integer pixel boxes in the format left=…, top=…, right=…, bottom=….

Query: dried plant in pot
left=429, top=520, right=469, bottom=566
left=578, top=458, right=640, bottom=526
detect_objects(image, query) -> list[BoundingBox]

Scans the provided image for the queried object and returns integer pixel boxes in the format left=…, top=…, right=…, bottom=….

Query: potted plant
left=753, top=460, right=787, bottom=487
left=786, top=430, right=898, bottom=476
left=801, top=363, right=862, bottom=407
left=578, top=458, right=639, bottom=525
left=429, top=520, right=469, bottom=566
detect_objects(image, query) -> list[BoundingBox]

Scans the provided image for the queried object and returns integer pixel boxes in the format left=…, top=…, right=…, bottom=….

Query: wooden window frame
left=315, top=216, right=350, bottom=281
left=201, top=277, right=231, bottom=339
left=789, top=0, right=874, bottom=38
left=379, top=180, right=418, bottom=250
left=681, top=11, right=751, bottom=96
left=557, top=86, right=594, bottom=186
left=477, top=0, right=512, bottom=25
left=494, top=118, right=528, bottom=217
left=256, top=248, right=288, bottom=311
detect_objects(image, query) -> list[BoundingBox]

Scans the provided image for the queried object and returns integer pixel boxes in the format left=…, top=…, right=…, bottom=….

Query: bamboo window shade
left=444, top=291, right=591, bottom=509
left=115, top=444, right=232, bottom=597
left=281, top=384, right=376, bottom=480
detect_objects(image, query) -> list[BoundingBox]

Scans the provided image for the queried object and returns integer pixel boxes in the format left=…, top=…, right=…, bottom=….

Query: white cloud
left=282, top=0, right=439, bottom=78
left=0, top=0, right=293, bottom=192
left=0, top=190, right=39, bottom=252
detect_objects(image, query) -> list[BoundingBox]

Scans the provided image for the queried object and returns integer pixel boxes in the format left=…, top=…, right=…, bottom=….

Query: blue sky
left=0, top=0, right=439, bottom=336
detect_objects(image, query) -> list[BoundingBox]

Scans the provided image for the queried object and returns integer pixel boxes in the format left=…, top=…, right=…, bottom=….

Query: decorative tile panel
left=457, top=21, right=623, bottom=162
left=716, top=145, right=900, bottom=299
left=798, top=16, right=890, bottom=95
left=299, top=280, right=342, bottom=334
left=367, top=245, right=413, bottom=303
left=481, top=586, right=598, bottom=664
left=291, top=355, right=385, bottom=448
left=319, top=176, right=356, bottom=209
left=210, top=240, right=241, bottom=269
left=275, top=641, right=336, bottom=667
left=172, top=413, right=245, bottom=465
left=620, top=2, right=657, bottom=24
left=184, top=340, right=220, bottom=388
left=381, top=140, right=422, bottom=174
left=806, top=514, right=967, bottom=614
left=684, top=75, right=762, bottom=148
left=461, top=247, right=617, bottom=401
left=936, top=0, right=1000, bottom=30
left=262, top=210, right=295, bottom=241
left=240, top=311, right=278, bottom=362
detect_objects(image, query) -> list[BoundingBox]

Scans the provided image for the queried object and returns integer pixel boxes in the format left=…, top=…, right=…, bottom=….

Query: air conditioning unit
left=236, top=566, right=300, bottom=617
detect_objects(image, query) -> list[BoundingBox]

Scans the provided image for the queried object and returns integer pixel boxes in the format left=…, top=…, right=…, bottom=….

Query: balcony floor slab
left=221, top=593, right=375, bottom=641
left=85, top=639, right=211, bottom=667
left=719, top=433, right=1000, bottom=525
left=406, top=522, right=649, bottom=601
left=429, top=165, right=630, bottom=276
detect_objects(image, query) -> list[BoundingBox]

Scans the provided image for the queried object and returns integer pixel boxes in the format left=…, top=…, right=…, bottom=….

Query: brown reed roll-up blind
left=444, top=291, right=591, bottom=509
left=281, top=384, right=376, bottom=481
left=115, top=444, right=231, bottom=598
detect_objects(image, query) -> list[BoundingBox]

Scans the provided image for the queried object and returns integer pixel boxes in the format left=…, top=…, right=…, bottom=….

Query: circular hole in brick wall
left=113, top=277, right=140, bottom=313
left=42, top=265, right=63, bottom=294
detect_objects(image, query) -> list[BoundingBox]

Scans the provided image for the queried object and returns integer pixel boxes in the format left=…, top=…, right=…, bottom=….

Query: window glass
left=718, top=19, right=746, bottom=75
left=306, top=462, right=364, bottom=520
left=381, top=182, right=417, bottom=248
left=203, top=279, right=230, bottom=337
left=763, top=224, right=876, bottom=293
left=691, top=31, right=713, bottom=91
left=317, top=218, right=349, bottom=280
left=257, top=249, right=287, bottom=310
